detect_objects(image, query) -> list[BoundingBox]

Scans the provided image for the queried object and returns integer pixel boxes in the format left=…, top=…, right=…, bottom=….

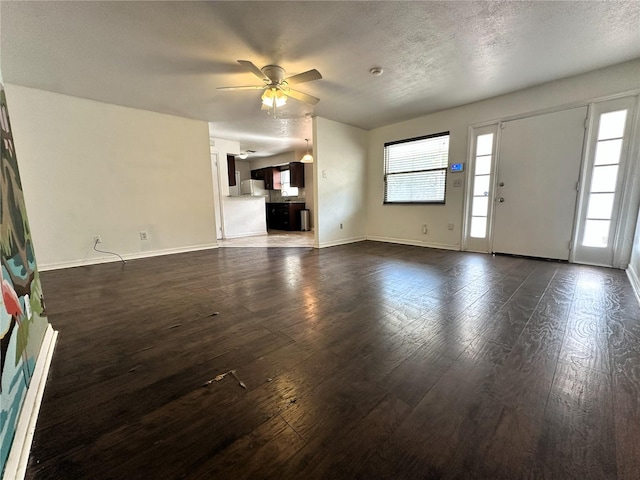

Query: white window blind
left=384, top=132, right=449, bottom=204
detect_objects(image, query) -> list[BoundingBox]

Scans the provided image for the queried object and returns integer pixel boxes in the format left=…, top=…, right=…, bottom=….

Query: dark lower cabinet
left=266, top=203, right=305, bottom=231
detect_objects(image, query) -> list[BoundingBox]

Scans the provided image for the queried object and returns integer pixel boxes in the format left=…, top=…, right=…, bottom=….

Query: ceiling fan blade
left=237, top=60, right=269, bottom=81
left=285, top=88, right=320, bottom=105
left=284, top=69, right=322, bottom=85
left=217, top=85, right=265, bottom=90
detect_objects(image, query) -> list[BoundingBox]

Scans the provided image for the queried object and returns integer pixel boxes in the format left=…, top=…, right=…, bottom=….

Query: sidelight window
left=470, top=133, right=494, bottom=238
left=582, top=109, right=628, bottom=248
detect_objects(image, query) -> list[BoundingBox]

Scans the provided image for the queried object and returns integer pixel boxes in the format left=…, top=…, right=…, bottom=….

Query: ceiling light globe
left=261, top=88, right=275, bottom=107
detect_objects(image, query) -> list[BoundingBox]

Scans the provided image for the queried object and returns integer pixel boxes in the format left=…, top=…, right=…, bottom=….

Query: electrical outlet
left=140, top=231, right=148, bottom=241
left=93, top=235, right=102, bottom=244
left=453, top=179, right=463, bottom=188
left=448, top=223, right=455, bottom=231
left=340, top=223, right=343, bottom=229
left=422, top=224, right=428, bottom=234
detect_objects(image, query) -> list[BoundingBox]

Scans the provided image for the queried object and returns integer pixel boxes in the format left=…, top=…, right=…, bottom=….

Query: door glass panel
left=594, top=139, right=623, bottom=165
left=470, top=217, right=487, bottom=238
left=586, top=193, right=614, bottom=219
left=469, top=131, right=494, bottom=242
left=580, top=106, right=629, bottom=252
left=473, top=175, right=490, bottom=196
left=590, top=165, right=618, bottom=192
left=583, top=219, right=611, bottom=248
left=475, top=155, right=491, bottom=175
left=597, top=110, right=627, bottom=140
left=476, top=134, right=493, bottom=156
left=472, top=196, right=488, bottom=216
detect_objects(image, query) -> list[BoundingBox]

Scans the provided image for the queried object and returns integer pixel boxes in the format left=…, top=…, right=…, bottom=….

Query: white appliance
left=229, top=171, right=241, bottom=196
left=240, top=179, right=268, bottom=196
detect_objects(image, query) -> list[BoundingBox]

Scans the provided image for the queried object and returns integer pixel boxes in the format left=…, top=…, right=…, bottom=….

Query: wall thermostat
left=450, top=163, right=464, bottom=172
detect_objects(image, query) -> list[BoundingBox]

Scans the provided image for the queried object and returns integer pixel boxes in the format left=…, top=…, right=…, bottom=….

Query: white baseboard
left=314, top=236, right=366, bottom=249
left=366, top=235, right=461, bottom=251
left=223, top=231, right=267, bottom=239
left=38, top=243, right=219, bottom=271
left=627, top=263, right=640, bottom=307
left=4, top=325, right=58, bottom=480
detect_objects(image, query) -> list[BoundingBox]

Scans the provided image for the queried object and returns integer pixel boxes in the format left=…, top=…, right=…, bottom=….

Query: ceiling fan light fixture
left=261, top=89, right=274, bottom=107
left=274, top=89, right=287, bottom=107
left=237, top=152, right=248, bottom=160
left=301, top=138, right=313, bottom=163
left=261, top=88, right=287, bottom=108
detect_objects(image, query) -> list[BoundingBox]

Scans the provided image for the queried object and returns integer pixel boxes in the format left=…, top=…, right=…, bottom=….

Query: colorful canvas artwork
left=0, top=82, right=51, bottom=474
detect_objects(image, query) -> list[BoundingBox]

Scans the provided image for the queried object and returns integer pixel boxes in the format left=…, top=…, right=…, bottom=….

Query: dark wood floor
left=26, top=242, right=640, bottom=479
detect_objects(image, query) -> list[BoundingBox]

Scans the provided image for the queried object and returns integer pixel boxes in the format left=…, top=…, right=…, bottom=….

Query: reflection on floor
left=218, top=230, right=314, bottom=248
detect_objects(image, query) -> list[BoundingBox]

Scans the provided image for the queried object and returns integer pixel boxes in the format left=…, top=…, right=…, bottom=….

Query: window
left=470, top=133, right=494, bottom=238
left=582, top=109, right=628, bottom=248
left=280, top=169, right=299, bottom=197
left=384, top=132, right=449, bottom=204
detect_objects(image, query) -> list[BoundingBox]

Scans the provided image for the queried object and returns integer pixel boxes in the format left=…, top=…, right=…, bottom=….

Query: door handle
left=496, top=197, right=505, bottom=203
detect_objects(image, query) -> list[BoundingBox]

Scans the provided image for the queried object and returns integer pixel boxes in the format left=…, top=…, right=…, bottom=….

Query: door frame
left=209, top=151, right=226, bottom=240
left=463, top=89, right=640, bottom=266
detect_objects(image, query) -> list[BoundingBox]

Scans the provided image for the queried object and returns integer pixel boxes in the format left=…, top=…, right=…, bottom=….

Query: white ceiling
left=2, top=1, right=639, bottom=158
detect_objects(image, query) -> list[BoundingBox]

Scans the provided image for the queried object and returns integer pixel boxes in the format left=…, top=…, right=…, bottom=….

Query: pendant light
left=301, top=138, right=313, bottom=163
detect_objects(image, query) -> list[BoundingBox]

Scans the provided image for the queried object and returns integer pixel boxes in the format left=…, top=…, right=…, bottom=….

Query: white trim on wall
left=628, top=264, right=640, bottom=307
left=38, top=243, right=219, bottom=271
left=314, top=236, right=366, bottom=249
left=223, top=232, right=268, bottom=239
left=367, top=236, right=460, bottom=251
left=468, top=88, right=640, bottom=130
left=3, top=325, right=58, bottom=480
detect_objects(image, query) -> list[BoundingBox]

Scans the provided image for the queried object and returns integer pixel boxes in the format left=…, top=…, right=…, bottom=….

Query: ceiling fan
left=218, top=60, right=322, bottom=109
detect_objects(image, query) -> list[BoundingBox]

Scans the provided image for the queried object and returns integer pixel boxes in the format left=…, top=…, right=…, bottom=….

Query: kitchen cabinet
left=266, top=203, right=305, bottom=231
left=251, top=168, right=266, bottom=181
left=289, top=162, right=305, bottom=187
left=227, top=155, right=236, bottom=186
left=264, top=167, right=281, bottom=190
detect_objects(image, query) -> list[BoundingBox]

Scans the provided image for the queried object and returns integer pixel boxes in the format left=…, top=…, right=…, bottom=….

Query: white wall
left=222, top=197, right=267, bottom=238
left=314, top=117, right=367, bottom=247
left=628, top=204, right=640, bottom=302
left=367, top=59, right=640, bottom=250
left=6, top=85, right=216, bottom=269
left=304, top=163, right=314, bottom=230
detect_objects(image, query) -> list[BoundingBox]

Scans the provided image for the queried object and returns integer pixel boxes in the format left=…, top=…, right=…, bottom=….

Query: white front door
left=491, top=107, right=587, bottom=260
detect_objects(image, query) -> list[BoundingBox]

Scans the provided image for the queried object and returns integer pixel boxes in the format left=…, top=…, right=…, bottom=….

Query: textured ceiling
left=2, top=1, right=640, bottom=157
